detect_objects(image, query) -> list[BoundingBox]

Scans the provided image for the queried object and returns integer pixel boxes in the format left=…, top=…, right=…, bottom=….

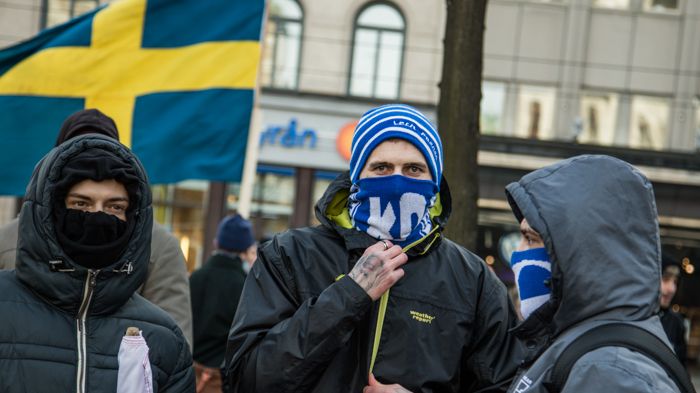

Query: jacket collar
left=209, top=252, right=245, bottom=271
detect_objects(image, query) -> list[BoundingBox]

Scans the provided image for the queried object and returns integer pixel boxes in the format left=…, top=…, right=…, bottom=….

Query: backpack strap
left=545, top=322, right=695, bottom=393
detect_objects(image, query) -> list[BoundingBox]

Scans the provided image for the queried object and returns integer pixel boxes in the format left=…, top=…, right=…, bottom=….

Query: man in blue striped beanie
left=225, top=103, right=523, bottom=393
left=348, top=104, right=443, bottom=247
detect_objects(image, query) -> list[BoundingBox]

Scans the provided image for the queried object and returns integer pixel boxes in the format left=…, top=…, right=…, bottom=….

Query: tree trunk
left=438, top=0, right=487, bottom=251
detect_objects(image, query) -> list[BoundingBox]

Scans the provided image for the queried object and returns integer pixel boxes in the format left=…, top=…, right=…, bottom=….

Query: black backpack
left=544, top=323, right=696, bottom=393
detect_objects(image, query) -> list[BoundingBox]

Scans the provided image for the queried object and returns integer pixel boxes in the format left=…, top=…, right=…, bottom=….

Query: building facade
left=2, top=0, right=700, bottom=357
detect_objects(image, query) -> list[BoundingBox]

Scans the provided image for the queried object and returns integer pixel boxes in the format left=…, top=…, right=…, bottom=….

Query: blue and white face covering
left=349, top=174, right=437, bottom=248
left=510, top=247, right=552, bottom=320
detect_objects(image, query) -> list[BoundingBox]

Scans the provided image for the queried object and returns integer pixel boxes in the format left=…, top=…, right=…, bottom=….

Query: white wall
left=0, top=0, right=41, bottom=48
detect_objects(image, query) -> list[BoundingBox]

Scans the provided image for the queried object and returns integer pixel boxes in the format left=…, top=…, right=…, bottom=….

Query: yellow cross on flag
left=0, top=0, right=265, bottom=195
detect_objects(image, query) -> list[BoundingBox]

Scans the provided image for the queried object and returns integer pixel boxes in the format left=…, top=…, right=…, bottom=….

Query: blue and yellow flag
left=0, top=0, right=265, bottom=195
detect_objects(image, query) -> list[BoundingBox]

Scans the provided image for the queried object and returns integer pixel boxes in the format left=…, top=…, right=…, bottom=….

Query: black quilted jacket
left=0, top=135, right=194, bottom=393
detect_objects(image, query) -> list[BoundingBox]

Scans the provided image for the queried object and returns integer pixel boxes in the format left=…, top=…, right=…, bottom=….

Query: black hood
left=55, top=108, right=119, bottom=146
left=506, top=155, right=661, bottom=337
left=15, top=134, right=152, bottom=316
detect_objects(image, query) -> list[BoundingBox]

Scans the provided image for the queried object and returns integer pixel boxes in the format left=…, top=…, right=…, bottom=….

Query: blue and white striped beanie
left=349, top=104, right=443, bottom=186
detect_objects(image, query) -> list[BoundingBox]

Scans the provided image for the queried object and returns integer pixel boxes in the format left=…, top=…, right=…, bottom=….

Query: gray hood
left=505, top=155, right=661, bottom=336
left=15, top=134, right=152, bottom=316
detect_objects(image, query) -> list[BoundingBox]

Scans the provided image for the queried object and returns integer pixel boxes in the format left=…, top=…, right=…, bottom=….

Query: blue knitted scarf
left=349, top=175, right=437, bottom=247
left=510, top=247, right=552, bottom=320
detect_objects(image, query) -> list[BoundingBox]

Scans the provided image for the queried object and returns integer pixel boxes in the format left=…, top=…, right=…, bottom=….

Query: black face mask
left=54, top=208, right=135, bottom=269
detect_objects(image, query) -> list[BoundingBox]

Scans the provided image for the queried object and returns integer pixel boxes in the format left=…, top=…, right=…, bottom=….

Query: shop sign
left=336, top=120, right=357, bottom=162
left=260, top=118, right=317, bottom=148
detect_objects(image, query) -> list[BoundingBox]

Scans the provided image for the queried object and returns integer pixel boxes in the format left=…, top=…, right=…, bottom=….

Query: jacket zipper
left=368, top=228, right=442, bottom=374
left=369, top=288, right=391, bottom=373
left=76, top=270, right=98, bottom=393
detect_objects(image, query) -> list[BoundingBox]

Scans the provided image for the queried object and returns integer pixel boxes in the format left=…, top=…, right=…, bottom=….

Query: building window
left=151, top=181, right=207, bottom=271
left=515, top=85, right=556, bottom=140
left=243, top=167, right=295, bottom=240
left=481, top=81, right=506, bottom=135
left=578, top=92, right=618, bottom=146
left=262, top=0, right=303, bottom=90
left=644, top=0, right=679, bottom=12
left=593, top=0, right=629, bottom=9
left=629, top=95, right=670, bottom=150
left=45, top=0, right=101, bottom=28
left=348, top=2, right=405, bottom=99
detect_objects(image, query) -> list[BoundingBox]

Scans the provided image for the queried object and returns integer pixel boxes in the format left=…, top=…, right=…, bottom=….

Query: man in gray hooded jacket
left=505, top=155, right=680, bottom=393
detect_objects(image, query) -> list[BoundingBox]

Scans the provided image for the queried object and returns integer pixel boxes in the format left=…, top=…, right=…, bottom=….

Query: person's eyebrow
left=520, top=227, right=540, bottom=237
left=106, top=197, right=129, bottom=203
left=404, top=162, right=427, bottom=168
left=66, top=193, right=128, bottom=203
left=368, top=160, right=392, bottom=168
left=67, top=192, right=92, bottom=201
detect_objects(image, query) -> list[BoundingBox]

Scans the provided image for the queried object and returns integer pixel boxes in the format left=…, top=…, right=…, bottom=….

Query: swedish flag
left=0, top=0, right=265, bottom=195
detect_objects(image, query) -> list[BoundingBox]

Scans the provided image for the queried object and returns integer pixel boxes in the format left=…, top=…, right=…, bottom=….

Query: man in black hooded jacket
left=0, top=133, right=194, bottom=392
left=224, top=104, right=522, bottom=393
left=0, top=108, right=193, bottom=347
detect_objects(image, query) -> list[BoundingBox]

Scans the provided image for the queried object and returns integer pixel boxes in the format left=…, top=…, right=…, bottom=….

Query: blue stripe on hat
left=349, top=104, right=443, bottom=186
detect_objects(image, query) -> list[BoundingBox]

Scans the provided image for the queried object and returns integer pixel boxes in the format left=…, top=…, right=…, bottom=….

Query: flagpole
left=237, top=1, right=269, bottom=219
left=237, top=107, right=262, bottom=219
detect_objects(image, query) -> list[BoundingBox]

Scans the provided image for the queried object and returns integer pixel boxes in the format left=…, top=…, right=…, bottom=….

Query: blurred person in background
left=659, top=255, right=687, bottom=366
left=0, top=108, right=193, bottom=347
left=190, top=214, right=257, bottom=393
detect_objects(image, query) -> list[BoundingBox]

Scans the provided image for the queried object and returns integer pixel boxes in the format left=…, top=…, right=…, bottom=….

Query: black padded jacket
left=0, top=135, right=194, bottom=393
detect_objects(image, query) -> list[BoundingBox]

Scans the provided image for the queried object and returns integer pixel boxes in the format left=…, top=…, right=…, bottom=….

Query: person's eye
left=72, top=201, right=87, bottom=208
left=109, top=204, right=126, bottom=212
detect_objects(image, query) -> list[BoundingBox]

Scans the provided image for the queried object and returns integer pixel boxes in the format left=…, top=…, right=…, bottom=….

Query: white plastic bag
left=117, top=328, right=153, bottom=393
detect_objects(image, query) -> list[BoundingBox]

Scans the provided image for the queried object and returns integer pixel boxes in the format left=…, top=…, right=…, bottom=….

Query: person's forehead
left=520, top=219, right=541, bottom=235
left=67, top=178, right=128, bottom=197
left=662, top=265, right=680, bottom=277
left=520, top=218, right=531, bottom=230
left=366, top=139, right=426, bottom=162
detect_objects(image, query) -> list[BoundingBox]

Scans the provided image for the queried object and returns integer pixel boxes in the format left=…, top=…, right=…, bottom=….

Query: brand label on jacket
left=410, top=310, right=435, bottom=324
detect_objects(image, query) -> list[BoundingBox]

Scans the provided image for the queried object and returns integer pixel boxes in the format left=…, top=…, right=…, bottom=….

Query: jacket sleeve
left=223, top=240, right=373, bottom=393
left=140, top=224, right=193, bottom=348
left=462, top=265, right=525, bottom=393
left=675, top=317, right=688, bottom=366
left=159, top=329, right=196, bottom=393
